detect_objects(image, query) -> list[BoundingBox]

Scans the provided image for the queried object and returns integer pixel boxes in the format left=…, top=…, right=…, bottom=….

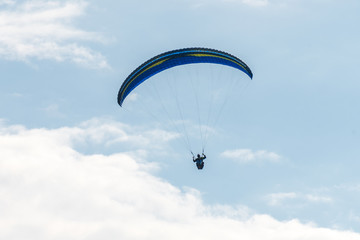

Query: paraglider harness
left=192, top=151, right=206, bottom=170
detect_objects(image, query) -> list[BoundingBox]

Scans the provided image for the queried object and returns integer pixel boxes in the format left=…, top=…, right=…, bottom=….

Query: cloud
left=0, top=120, right=359, bottom=239
left=42, top=103, right=66, bottom=118
left=189, top=0, right=269, bottom=8
left=0, top=0, right=15, bottom=6
left=0, top=0, right=108, bottom=68
left=236, top=0, right=268, bottom=7
left=266, top=192, right=333, bottom=206
left=267, top=192, right=298, bottom=206
left=335, top=184, right=360, bottom=192
left=305, top=194, right=332, bottom=203
left=221, top=148, right=281, bottom=164
left=9, top=92, right=24, bottom=97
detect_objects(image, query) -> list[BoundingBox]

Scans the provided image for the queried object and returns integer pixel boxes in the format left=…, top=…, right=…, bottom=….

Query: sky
left=1, top=0, right=360, bottom=239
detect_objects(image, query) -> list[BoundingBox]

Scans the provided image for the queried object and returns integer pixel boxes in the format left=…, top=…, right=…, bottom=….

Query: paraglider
left=193, top=153, right=206, bottom=170
left=117, top=47, right=253, bottom=170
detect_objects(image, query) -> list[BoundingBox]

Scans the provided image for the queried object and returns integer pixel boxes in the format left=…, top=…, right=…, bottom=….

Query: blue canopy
left=118, top=47, right=253, bottom=106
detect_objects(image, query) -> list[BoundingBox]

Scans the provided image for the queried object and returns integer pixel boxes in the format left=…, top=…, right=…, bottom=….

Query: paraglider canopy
left=118, top=47, right=253, bottom=106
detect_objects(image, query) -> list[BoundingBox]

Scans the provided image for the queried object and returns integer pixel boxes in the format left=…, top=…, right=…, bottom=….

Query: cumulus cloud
left=0, top=0, right=108, bottom=68
left=221, top=148, right=281, bottom=164
left=0, top=120, right=359, bottom=239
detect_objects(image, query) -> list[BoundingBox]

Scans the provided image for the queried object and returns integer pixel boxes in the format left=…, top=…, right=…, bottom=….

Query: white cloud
left=42, top=103, right=66, bottom=118
left=0, top=120, right=359, bottom=239
left=126, top=93, right=139, bottom=103
left=189, top=0, right=301, bottom=8
left=189, top=0, right=269, bottom=8
left=237, top=0, right=268, bottom=7
left=221, top=148, right=281, bottom=164
left=0, top=0, right=108, bottom=68
left=266, top=192, right=333, bottom=206
left=305, top=194, right=332, bottom=203
left=267, top=192, right=298, bottom=206
left=335, top=184, right=360, bottom=192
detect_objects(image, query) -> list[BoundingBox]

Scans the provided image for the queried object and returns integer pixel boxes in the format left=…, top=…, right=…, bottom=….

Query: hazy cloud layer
left=0, top=0, right=108, bottom=68
left=1, top=119, right=359, bottom=239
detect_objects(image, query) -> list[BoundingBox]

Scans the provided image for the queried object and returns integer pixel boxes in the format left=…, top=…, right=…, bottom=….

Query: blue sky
left=1, top=0, right=360, bottom=239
